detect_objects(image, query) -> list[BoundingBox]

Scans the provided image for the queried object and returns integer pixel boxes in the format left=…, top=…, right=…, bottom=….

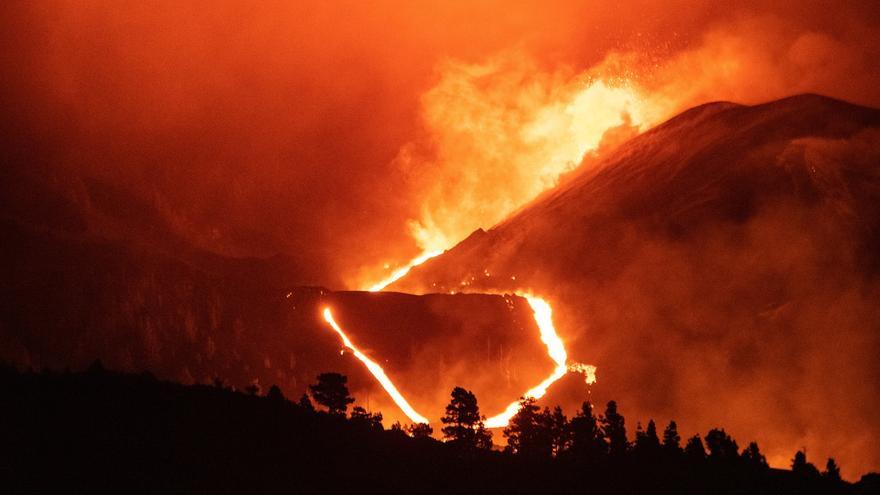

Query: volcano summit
left=390, top=94, right=880, bottom=475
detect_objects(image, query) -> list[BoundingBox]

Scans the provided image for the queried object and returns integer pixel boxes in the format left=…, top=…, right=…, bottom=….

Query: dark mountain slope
left=0, top=166, right=551, bottom=423
left=392, top=94, right=880, bottom=477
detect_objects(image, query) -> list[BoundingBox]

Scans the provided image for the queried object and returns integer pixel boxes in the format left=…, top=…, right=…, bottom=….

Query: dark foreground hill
left=2, top=363, right=877, bottom=495
left=0, top=254, right=551, bottom=426
left=391, top=94, right=880, bottom=476
left=1, top=152, right=559, bottom=423
left=3, top=94, right=879, bottom=476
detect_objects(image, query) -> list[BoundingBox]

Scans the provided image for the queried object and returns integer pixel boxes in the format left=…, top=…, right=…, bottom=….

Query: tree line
left=4, top=361, right=875, bottom=494
left=304, top=371, right=845, bottom=485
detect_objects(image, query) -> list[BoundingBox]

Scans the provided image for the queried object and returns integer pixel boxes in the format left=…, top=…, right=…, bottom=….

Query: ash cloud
left=3, top=1, right=879, bottom=283
left=2, top=0, right=880, bottom=479
left=391, top=102, right=880, bottom=479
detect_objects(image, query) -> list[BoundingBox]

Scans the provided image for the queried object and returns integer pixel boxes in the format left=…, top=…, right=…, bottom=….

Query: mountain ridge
left=390, top=93, right=880, bottom=477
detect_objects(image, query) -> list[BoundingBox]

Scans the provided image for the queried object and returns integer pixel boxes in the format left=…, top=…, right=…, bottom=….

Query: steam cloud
left=2, top=0, right=879, bottom=479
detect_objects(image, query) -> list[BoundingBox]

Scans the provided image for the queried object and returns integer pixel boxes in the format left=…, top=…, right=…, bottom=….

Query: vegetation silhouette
left=568, top=400, right=606, bottom=462
left=503, top=397, right=553, bottom=458
left=308, top=371, right=354, bottom=415
left=349, top=405, right=383, bottom=430
left=1, top=361, right=876, bottom=494
left=685, top=433, right=708, bottom=461
left=601, top=400, right=628, bottom=457
left=407, top=422, right=434, bottom=439
left=662, top=420, right=681, bottom=453
left=440, top=386, right=493, bottom=452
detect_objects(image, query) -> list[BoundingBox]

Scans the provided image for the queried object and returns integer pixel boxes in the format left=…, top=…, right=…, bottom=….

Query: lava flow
left=485, top=294, right=596, bottom=428
left=322, top=307, right=430, bottom=424
left=367, top=250, right=443, bottom=292
left=353, top=249, right=597, bottom=428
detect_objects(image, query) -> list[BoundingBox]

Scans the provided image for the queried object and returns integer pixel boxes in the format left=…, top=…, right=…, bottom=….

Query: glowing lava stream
left=322, top=307, right=430, bottom=424
left=354, top=254, right=597, bottom=428
left=367, top=250, right=443, bottom=292
left=484, top=294, right=596, bottom=428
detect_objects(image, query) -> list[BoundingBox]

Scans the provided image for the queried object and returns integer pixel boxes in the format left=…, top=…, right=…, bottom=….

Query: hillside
left=391, top=94, right=880, bottom=476
left=2, top=364, right=875, bottom=494
left=1, top=163, right=559, bottom=423
left=3, top=94, right=878, bottom=476
left=0, top=196, right=549, bottom=424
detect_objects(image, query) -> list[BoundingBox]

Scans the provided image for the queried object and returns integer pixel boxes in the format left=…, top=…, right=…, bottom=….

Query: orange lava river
left=320, top=291, right=595, bottom=427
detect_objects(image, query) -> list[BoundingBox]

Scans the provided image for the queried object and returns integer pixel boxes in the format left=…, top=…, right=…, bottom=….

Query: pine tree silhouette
left=309, top=372, right=354, bottom=415
left=705, top=428, right=739, bottom=462
left=662, top=420, right=681, bottom=453
left=823, top=458, right=842, bottom=483
left=407, top=422, right=433, bottom=439
left=684, top=434, right=706, bottom=460
left=792, top=450, right=821, bottom=478
left=569, top=400, right=606, bottom=461
left=298, top=393, right=315, bottom=412
left=741, top=441, right=768, bottom=469
left=601, top=400, right=628, bottom=456
left=503, top=398, right=553, bottom=458
left=441, top=387, right=492, bottom=450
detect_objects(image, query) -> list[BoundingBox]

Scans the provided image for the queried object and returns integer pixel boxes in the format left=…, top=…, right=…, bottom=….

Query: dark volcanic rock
left=392, top=94, right=880, bottom=476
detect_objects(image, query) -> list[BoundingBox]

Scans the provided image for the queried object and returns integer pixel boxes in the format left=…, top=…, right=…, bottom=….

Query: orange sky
left=2, top=1, right=879, bottom=477
left=3, top=1, right=879, bottom=283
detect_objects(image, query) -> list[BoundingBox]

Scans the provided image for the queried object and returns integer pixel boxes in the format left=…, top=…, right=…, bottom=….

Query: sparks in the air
left=322, top=307, right=430, bottom=424
left=484, top=294, right=596, bottom=428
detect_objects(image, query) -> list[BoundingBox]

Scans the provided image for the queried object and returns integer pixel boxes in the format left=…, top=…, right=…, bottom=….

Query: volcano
left=3, top=94, right=879, bottom=477
left=390, top=94, right=880, bottom=475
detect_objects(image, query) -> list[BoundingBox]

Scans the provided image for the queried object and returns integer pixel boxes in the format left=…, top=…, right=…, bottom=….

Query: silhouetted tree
left=705, top=428, right=739, bottom=462
left=601, top=400, right=628, bottom=456
left=645, top=420, right=659, bottom=444
left=662, top=420, right=681, bottom=453
left=549, top=406, right=569, bottom=456
left=635, top=419, right=660, bottom=453
left=684, top=434, right=706, bottom=461
left=298, top=393, right=315, bottom=412
left=266, top=384, right=285, bottom=403
left=350, top=406, right=383, bottom=430
left=441, top=386, right=492, bottom=450
left=569, top=401, right=606, bottom=460
left=824, top=458, right=842, bottom=483
left=407, top=422, right=433, bottom=439
left=369, top=411, right=383, bottom=429
left=309, top=372, right=354, bottom=416
left=4, top=362, right=876, bottom=493
left=349, top=405, right=368, bottom=421
left=244, top=380, right=261, bottom=396
left=740, top=441, right=768, bottom=469
left=504, top=398, right=554, bottom=458
left=792, top=450, right=821, bottom=478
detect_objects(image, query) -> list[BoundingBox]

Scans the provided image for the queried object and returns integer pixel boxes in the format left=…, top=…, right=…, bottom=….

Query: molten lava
left=321, top=307, right=430, bottom=424
left=367, top=250, right=443, bottom=292
left=484, top=294, right=596, bottom=428
left=358, top=243, right=597, bottom=428
left=394, top=66, right=654, bottom=270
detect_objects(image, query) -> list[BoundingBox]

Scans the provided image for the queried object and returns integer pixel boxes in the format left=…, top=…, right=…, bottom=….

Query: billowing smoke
left=389, top=103, right=880, bottom=479
left=382, top=54, right=646, bottom=270
left=2, top=0, right=879, bottom=480
left=4, top=1, right=879, bottom=283
left=363, top=10, right=880, bottom=287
